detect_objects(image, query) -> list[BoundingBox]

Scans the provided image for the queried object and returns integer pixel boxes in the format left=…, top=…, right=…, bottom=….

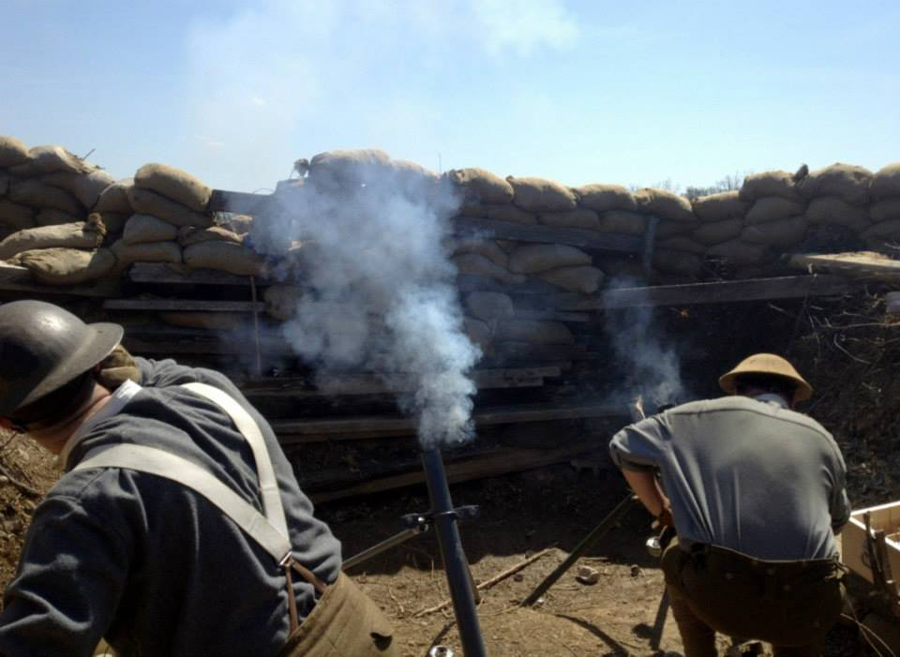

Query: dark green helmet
left=0, top=300, right=123, bottom=417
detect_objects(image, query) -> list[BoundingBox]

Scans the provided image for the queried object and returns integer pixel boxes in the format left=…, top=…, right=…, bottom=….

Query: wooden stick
left=414, top=548, right=555, bottom=617
left=0, top=461, right=42, bottom=497
left=249, top=276, right=263, bottom=377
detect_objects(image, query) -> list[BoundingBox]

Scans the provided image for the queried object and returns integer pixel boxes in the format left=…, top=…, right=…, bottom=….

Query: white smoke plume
left=252, top=154, right=481, bottom=447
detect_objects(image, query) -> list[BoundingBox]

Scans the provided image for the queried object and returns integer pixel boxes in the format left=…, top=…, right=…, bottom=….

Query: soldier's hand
left=96, top=344, right=141, bottom=390
left=652, top=504, right=674, bottom=531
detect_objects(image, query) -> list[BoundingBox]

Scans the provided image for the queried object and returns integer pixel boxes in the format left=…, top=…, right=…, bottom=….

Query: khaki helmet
left=718, top=353, right=812, bottom=403
left=0, top=300, right=123, bottom=417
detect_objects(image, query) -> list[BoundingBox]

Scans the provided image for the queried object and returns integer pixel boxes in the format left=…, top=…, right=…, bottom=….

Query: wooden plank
left=559, top=275, right=852, bottom=310
left=514, top=309, right=590, bottom=323
left=0, top=264, right=33, bottom=285
left=453, top=217, right=645, bottom=253
left=128, top=263, right=261, bottom=286
left=789, top=252, right=900, bottom=281
left=274, top=402, right=626, bottom=441
left=106, top=299, right=266, bottom=312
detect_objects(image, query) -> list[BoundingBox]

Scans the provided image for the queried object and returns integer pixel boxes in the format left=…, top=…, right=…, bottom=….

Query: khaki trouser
left=278, top=572, right=399, bottom=657
left=661, top=539, right=845, bottom=657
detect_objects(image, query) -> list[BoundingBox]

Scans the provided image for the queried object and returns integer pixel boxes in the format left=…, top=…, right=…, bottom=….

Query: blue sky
left=2, top=0, right=898, bottom=193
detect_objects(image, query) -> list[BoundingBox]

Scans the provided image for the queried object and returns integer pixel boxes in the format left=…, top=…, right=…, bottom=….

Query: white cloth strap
left=74, top=443, right=292, bottom=563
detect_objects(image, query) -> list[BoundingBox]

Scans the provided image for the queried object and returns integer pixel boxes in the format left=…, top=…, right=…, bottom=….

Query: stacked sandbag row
left=860, top=163, right=900, bottom=248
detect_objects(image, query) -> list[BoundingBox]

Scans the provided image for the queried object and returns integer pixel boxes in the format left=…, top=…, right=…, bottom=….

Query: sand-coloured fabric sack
left=496, top=319, right=574, bottom=345
left=508, top=244, right=591, bottom=274
left=178, top=225, right=242, bottom=247
left=537, top=209, right=600, bottom=230
left=657, top=236, right=706, bottom=254
left=653, top=249, right=704, bottom=277
left=870, top=163, right=900, bottom=201
left=453, top=253, right=526, bottom=284
left=35, top=208, right=80, bottom=226
left=806, top=197, right=871, bottom=230
left=633, top=188, right=695, bottom=223
left=0, top=200, right=35, bottom=230
left=264, top=285, right=304, bottom=321
left=691, top=191, right=749, bottom=222
left=43, top=169, right=116, bottom=209
left=692, top=218, right=743, bottom=245
left=870, top=198, right=900, bottom=223
left=220, top=214, right=253, bottom=235
left=576, top=184, right=637, bottom=212
left=134, top=163, right=212, bottom=212
left=464, top=291, right=514, bottom=323
left=459, top=204, right=536, bottom=224
left=183, top=241, right=264, bottom=276
left=9, top=179, right=84, bottom=215
left=739, top=170, right=801, bottom=202
left=446, top=168, right=514, bottom=205
left=94, top=179, right=134, bottom=214
left=463, top=317, right=492, bottom=355
left=0, top=221, right=104, bottom=260
left=656, top=219, right=698, bottom=239
left=861, top=220, right=900, bottom=243
left=795, top=163, right=872, bottom=205
left=451, top=238, right=508, bottom=268
left=111, top=239, right=182, bottom=271
left=0, top=172, right=9, bottom=197
left=744, top=196, right=805, bottom=225
left=159, top=312, right=246, bottom=331
left=123, top=214, right=179, bottom=245
left=539, top=265, right=604, bottom=294
left=741, top=216, right=808, bottom=248
left=128, top=187, right=213, bottom=228
left=507, top=176, right=577, bottom=212
left=8, top=145, right=94, bottom=177
left=0, top=136, right=29, bottom=167
left=597, top=211, right=646, bottom=235
left=706, top=239, right=771, bottom=266
left=308, top=149, right=391, bottom=189
left=12, top=247, right=115, bottom=285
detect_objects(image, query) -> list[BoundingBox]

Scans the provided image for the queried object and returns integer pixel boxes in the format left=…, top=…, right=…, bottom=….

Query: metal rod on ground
left=421, top=448, right=487, bottom=657
left=342, top=525, right=428, bottom=571
left=522, top=493, right=637, bottom=606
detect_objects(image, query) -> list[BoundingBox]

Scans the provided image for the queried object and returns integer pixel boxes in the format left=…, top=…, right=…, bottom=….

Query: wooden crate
left=842, top=500, right=900, bottom=585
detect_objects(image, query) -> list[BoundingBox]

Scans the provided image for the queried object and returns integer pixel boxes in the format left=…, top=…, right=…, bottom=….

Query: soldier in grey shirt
left=609, top=353, right=850, bottom=657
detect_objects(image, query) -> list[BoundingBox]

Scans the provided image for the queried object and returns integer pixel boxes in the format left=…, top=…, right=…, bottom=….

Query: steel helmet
left=0, top=300, right=123, bottom=416
left=718, top=353, right=812, bottom=403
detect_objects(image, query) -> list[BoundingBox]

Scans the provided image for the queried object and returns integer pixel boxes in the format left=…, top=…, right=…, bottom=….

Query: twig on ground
left=0, top=461, right=42, bottom=497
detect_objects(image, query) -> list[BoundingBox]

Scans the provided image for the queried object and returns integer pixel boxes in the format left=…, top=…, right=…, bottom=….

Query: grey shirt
left=609, top=395, right=851, bottom=560
left=0, top=358, right=341, bottom=657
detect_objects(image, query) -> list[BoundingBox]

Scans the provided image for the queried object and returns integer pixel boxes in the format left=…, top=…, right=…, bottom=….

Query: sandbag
left=385, top=159, right=439, bottom=197
left=692, top=218, right=743, bottom=245
left=596, top=210, right=646, bottom=235
left=691, top=191, right=749, bottom=222
left=0, top=171, right=9, bottom=197
left=159, top=312, right=246, bottom=331
left=451, top=238, right=508, bottom=268
left=12, top=247, right=115, bottom=285
left=806, top=197, right=871, bottom=230
left=134, top=163, right=212, bottom=212
left=495, top=319, right=574, bottom=345
left=9, top=178, right=84, bottom=215
left=463, top=317, right=492, bottom=355
left=653, top=249, right=704, bottom=277
left=111, top=239, right=182, bottom=270
left=706, top=239, right=771, bottom=266
left=178, top=225, right=242, bottom=247
left=464, top=291, right=515, bottom=323
left=42, top=169, right=116, bottom=209
left=8, top=145, right=94, bottom=177
left=0, top=200, right=35, bottom=230
left=741, top=216, right=808, bottom=248
left=537, top=209, right=600, bottom=230
left=459, top=204, right=536, bottom=224
left=507, top=176, right=577, bottom=212
left=633, top=188, right=696, bottom=223
left=508, top=244, right=591, bottom=274
left=183, top=240, right=264, bottom=276
left=744, top=196, right=805, bottom=225
left=539, top=265, right=604, bottom=294
left=35, top=208, right=80, bottom=226
left=0, top=221, right=105, bottom=260
left=738, top=170, right=801, bottom=202
left=221, top=214, right=253, bottom=235
left=98, top=212, right=129, bottom=234
left=870, top=198, right=900, bottom=223
left=446, top=168, right=514, bottom=205
left=656, top=219, right=698, bottom=239
left=308, top=149, right=391, bottom=189
left=576, top=184, right=637, bottom=212
left=127, top=186, right=213, bottom=228
left=264, top=284, right=303, bottom=321
left=870, top=163, right=900, bottom=200
left=861, top=220, right=900, bottom=242
left=452, top=253, right=526, bottom=284
left=0, top=135, right=29, bottom=167
left=657, top=236, right=706, bottom=254
left=94, top=179, right=134, bottom=214
left=123, top=214, right=179, bottom=245
left=795, top=163, right=872, bottom=205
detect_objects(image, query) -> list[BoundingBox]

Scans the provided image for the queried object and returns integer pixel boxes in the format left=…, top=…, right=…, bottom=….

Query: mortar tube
left=421, top=448, right=487, bottom=657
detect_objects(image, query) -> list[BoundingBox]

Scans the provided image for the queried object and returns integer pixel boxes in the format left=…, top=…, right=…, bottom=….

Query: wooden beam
left=453, top=217, right=644, bottom=254
left=106, top=299, right=266, bottom=312
left=559, top=274, right=852, bottom=310
left=274, top=402, right=626, bottom=442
